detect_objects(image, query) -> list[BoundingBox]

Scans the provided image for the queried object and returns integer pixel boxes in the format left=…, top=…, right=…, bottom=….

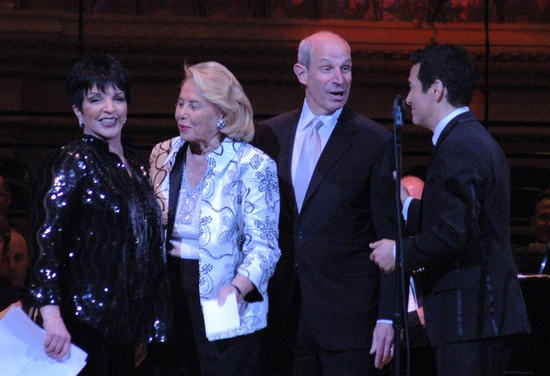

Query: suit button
left=298, top=231, right=304, bottom=239
left=294, top=263, right=299, bottom=271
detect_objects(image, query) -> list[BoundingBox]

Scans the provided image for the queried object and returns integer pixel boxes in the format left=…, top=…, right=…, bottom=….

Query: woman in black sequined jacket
left=29, top=55, right=170, bottom=375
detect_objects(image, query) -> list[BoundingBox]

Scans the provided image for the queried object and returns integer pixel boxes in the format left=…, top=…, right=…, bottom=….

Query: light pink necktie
left=295, top=117, right=323, bottom=212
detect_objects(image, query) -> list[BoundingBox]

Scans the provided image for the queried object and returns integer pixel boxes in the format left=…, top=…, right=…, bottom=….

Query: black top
left=29, top=135, right=170, bottom=344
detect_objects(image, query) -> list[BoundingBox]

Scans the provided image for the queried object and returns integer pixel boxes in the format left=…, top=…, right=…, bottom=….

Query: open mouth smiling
left=100, top=118, right=118, bottom=126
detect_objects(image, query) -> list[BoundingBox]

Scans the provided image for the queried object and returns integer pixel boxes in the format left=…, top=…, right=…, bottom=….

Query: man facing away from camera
left=370, top=43, right=530, bottom=376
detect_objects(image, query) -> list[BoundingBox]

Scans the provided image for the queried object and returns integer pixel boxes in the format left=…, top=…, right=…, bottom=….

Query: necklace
left=175, top=163, right=206, bottom=225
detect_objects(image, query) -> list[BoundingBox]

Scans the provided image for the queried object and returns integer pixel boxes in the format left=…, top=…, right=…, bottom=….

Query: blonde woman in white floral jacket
left=148, top=61, right=281, bottom=376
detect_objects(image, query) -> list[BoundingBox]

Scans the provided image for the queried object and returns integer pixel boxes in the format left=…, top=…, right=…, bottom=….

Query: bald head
left=297, top=31, right=350, bottom=69
left=294, top=30, right=352, bottom=116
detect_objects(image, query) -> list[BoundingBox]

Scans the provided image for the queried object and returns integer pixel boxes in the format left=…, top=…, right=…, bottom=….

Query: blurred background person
left=512, top=189, right=550, bottom=274
left=149, top=61, right=280, bottom=375
left=29, top=55, right=171, bottom=376
left=0, top=228, right=29, bottom=287
left=0, top=175, right=11, bottom=219
left=0, top=215, right=19, bottom=313
left=529, top=189, right=550, bottom=245
left=0, top=217, right=39, bottom=321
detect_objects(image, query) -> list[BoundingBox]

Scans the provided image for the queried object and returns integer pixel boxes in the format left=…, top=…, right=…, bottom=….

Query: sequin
left=29, top=135, right=171, bottom=345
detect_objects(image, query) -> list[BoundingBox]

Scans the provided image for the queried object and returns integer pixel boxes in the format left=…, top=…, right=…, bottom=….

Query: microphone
left=392, top=95, right=407, bottom=127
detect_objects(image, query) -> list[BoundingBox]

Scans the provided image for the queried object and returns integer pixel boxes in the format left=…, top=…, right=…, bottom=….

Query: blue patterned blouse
left=150, top=137, right=281, bottom=340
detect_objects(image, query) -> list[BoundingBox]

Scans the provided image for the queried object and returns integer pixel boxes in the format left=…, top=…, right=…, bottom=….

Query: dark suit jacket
left=254, top=106, right=397, bottom=350
left=404, top=111, right=530, bottom=347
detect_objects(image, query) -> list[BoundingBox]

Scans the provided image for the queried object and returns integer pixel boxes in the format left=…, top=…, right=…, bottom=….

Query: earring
left=217, top=119, right=226, bottom=129
left=78, top=120, right=83, bottom=128
left=123, top=118, right=127, bottom=124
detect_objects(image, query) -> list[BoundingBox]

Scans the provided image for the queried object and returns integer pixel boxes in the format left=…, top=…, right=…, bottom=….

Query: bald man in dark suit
left=255, top=31, right=397, bottom=376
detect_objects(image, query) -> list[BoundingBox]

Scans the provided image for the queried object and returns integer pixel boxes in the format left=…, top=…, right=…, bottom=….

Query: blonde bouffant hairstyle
left=183, top=61, right=255, bottom=142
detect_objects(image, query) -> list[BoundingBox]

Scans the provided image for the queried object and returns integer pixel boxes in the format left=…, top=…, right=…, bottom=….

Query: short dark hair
left=410, top=43, right=478, bottom=107
left=67, top=55, right=130, bottom=111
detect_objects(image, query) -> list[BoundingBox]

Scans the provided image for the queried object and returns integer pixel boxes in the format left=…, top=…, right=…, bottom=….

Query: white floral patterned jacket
left=149, top=136, right=281, bottom=340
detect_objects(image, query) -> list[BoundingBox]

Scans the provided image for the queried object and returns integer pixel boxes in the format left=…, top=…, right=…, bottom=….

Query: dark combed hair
left=410, top=43, right=479, bottom=107
left=66, top=55, right=130, bottom=111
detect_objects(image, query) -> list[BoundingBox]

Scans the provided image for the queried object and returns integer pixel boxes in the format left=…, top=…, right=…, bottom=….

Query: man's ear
left=293, top=63, right=308, bottom=87
left=432, top=79, right=446, bottom=102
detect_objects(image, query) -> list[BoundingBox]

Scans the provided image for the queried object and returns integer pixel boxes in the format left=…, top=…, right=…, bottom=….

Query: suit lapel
left=282, top=113, right=300, bottom=189
left=275, top=111, right=301, bottom=216
left=301, top=106, right=356, bottom=212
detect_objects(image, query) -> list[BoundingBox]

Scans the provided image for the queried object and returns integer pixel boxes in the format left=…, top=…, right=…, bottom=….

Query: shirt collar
left=299, top=99, right=343, bottom=131
left=432, top=106, right=469, bottom=145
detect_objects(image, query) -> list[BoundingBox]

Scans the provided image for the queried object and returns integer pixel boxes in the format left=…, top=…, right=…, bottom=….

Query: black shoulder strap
left=165, top=143, right=188, bottom=252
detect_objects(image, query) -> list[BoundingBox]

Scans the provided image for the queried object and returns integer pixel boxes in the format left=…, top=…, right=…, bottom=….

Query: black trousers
left=434, top=335, right=516, bottom=376
left=65, top=320, right=136, bottom=376
left=293, top=311, right=377, bottom=376
left=259, top=281, right=301, bottom=376
left=153, top=256, right=261, bottom=376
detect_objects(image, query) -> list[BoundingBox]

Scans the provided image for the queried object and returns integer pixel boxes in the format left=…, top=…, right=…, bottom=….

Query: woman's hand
left=40, top=305, right=71, bottom=361
left=218, top=285, right=240, bottom=306
left=217, top=275, right=254, bottom=306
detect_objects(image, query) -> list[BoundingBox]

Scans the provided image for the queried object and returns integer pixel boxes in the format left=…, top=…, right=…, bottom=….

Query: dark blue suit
left=404, top=111, right=530, bottom=374
left=255, top=106, right=397, bottom=375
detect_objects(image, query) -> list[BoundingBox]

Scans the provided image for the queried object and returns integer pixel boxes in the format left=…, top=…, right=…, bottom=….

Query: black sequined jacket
left=30, top=135, right=170, bottom=345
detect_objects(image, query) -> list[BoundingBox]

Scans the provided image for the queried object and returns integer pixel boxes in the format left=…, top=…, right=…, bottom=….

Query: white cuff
left=402, top=196, right=414, bottom=221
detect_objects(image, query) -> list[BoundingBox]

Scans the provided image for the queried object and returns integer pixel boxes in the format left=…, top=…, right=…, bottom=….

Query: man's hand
left=370, top=323, right=394, bottom=369
left=370, top=239, right=396, bottom=273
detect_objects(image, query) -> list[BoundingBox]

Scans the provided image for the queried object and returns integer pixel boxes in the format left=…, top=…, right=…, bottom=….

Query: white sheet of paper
left=0, top=305, right=87, bottom=376
left=202, top=292, right=241, bottom=340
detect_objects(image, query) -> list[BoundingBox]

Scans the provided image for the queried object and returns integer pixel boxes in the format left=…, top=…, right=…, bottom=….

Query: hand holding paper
left=0, top=305, right=87, bottom=376
left=202, top=292, right=241, bottom=340
left=40, top=305, right=71, bottom=361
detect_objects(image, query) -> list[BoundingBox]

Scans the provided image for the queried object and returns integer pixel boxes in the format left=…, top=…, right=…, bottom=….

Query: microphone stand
left=392, top=95, right=407, bottom=376
left=539, top=240, right=550, bottom=274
